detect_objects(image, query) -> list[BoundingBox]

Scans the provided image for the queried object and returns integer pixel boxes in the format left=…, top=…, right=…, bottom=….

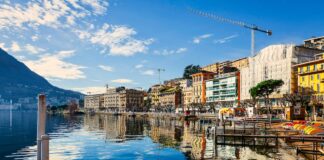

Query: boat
left=129, top=112, right=136, bottom=117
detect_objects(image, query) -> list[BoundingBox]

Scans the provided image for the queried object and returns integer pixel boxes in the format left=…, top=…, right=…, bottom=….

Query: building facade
left=149, top=84, right=164, bottom=107
left=119, top=89, right=144, bottom=112
left=158, top=87, right=181, bottom=112
left=84, top=94, right=104, bottom=111
left=191, top=71, right=215, bottom=104
left=202, top=61, right=232, bottom=74
left=304, top=36, right=324, bottom=50
left=206, top=72, right=240, bottom=107
left=240, top=44, right=323, bottom=102
left=202, top=58, right=248, bottom=74
left=230, top=57, right=249, bottom=70
left=296, top=53, right=324, bottom=102
left=103, top=88, right=121, bottom=112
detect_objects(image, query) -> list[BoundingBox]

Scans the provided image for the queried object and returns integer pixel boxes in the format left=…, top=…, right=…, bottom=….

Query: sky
left=0, top=0, right=323, bottom=94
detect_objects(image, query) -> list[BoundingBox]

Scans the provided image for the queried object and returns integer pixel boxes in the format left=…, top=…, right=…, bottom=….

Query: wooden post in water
left=41, top=135, right=49, bottom=160
left=253, top=122, right=256, bottom=135
left=37, top=94, right=46, bottom=160
left=243, top=120, right=246, bottom=134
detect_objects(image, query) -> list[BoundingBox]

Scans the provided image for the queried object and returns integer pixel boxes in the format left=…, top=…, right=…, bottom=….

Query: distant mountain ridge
left=0, top=48, right=82, bottom=106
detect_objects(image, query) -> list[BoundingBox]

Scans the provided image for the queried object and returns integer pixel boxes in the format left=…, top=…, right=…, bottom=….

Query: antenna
left=105, top=84, right=109, bottom=92
left=157, top=68, right=165, bottom=85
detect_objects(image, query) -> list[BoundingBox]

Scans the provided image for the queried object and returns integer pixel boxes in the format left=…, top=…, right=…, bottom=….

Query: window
left=314, top=64, right=317, bottom=71
left=307, top=66, right=310, bottom=72
left=317, top=84, right=320, bottom=92
left=318, top=74, right=320, bottom=80
left=311, top=75, right=314, bottom=80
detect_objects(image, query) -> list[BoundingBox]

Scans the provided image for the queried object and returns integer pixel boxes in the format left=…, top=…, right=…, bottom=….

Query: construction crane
left=157, top=68, right=165, bottom=85
left=190, top=8, right=272, bottom=56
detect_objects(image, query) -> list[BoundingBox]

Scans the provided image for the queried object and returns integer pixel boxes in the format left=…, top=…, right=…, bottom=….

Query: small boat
left=184, top=115, right=198, bottom=121
left=129, top=112, right=136, bottom=117
left=113, top=112, right=122, bottom=116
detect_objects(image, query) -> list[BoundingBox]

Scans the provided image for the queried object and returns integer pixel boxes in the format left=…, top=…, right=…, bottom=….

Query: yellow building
left=230, top=57, right=249, bottom=70
left=202, top=57, right=248, bottom=74
left=296, top=53, right=324, bottom=100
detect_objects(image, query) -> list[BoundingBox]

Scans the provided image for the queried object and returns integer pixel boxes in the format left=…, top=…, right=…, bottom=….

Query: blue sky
left=0, top=0, right=323, bottom=94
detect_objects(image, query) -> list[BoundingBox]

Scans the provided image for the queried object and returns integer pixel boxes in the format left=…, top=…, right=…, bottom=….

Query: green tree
left=183, top=64, right=201, bottom=79
left=249, top=79, right=284, bottom=124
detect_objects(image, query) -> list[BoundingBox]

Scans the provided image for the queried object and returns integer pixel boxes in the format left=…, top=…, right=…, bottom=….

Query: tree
left=249, top=79, right=284, bottom=102
left=68, top=100, right=78, bottom=114
left=249, top=79, right=284, bottom=124
left=143, top=97, right=152, bottom=112
left=183, top=64, right=201, bottom=79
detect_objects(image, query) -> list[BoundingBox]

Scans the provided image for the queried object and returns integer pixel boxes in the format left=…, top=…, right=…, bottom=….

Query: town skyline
left=0, top=0, right=323, bottom=94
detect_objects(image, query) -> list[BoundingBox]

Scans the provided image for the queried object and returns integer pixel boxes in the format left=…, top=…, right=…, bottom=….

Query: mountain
left=0, top=48, right=83, bottom=107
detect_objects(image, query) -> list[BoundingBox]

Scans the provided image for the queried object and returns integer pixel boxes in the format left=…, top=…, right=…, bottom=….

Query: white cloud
left=193, top=34, right=212, bottom=44
left=214, top=34, right=238, bottom=44
left=81, top=0, right=109, bottom=15
left=111, top=79, right=133, bottom=84
left=76, top=23, right=154, bottom=56
left=11, top=41, right=21, bottom=52
left=0, top=0, right=108, bottom=30
left=31, top=35, right=39, bottom=41
left=153, top=47, right=187, bottom=56
left=0, top=42, right=8, bottom=51
left=98, top=65, right=113, bottom=72
left=135, top=64, right=144, bottom=69
left=24, top=44, right=45, bottom=54
left=73, top=86, right=106, bottom=94
left=23, top=50, right=86, bottom=80
left=141, top=69, right=155, bottom=76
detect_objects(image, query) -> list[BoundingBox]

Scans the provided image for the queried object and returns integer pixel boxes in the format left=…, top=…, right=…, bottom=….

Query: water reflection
left=3, top=113, right=303, bottom=160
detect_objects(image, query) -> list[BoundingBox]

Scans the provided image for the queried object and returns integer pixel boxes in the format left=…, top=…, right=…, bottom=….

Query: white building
left=206, top=72, right=239, bottom=105
left=84, top=94, right=104, bottom=111
left=240, top=44, right=322, bottom=101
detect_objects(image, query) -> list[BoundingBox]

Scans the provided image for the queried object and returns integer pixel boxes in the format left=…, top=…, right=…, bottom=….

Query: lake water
left=0, top=111, right=304, bottom=160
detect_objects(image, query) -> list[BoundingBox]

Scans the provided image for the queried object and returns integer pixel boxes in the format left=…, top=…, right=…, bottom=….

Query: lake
left=0, top=111, right=304, bottom=159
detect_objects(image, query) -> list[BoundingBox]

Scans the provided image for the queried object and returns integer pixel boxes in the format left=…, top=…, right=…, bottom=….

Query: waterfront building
left=230, top=57, right=249, bottom=70
left=149, top=84, right=164, bottom=107
left=206, top=72, right=240, bottom=107
left=119, top=89, right=144, bottom=112
left=103, top=88, right=121, bottom=112
left=164, top=77, right=184, bottom=87
left=158, top=86, right=181, bottom=112
left=240, top=44, right=323, bottom=106
left=191, top=71, right=215, bottom=104
left=304, top=36, right=324, bottom=50
left=202, top=57, right=248, bottom=74
left=202, top=61, right=231, bottom=74
left=182, top=87, right=193, bottom=111
left=84, top=94, right=104, bottom=111
left=295, top=52, right=324, bottom=101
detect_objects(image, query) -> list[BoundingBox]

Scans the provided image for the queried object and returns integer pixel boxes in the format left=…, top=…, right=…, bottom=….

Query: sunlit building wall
left=240, top=44, right=322, bottom=102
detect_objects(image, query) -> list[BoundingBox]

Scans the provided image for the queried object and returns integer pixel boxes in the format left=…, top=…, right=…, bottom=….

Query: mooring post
left=233, top=121, right=236, bottom=134
left=253, top=122, right=256, bottom=135
left=276, top=134, right=279, bottom=148
left=241, top=134, right=244, bottom=146
left=223, top=120, right=226, bottom=134
left=41, top=135, right=49, bottom=160
left=37, top=94, right=46, bottom=160
left=243, top=121, right=246, bottom=134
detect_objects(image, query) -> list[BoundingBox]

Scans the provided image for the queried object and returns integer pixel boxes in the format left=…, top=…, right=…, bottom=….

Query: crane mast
left=190, top=8, right=272, bottom=56
left=190, top=8, right=272, bottom=87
